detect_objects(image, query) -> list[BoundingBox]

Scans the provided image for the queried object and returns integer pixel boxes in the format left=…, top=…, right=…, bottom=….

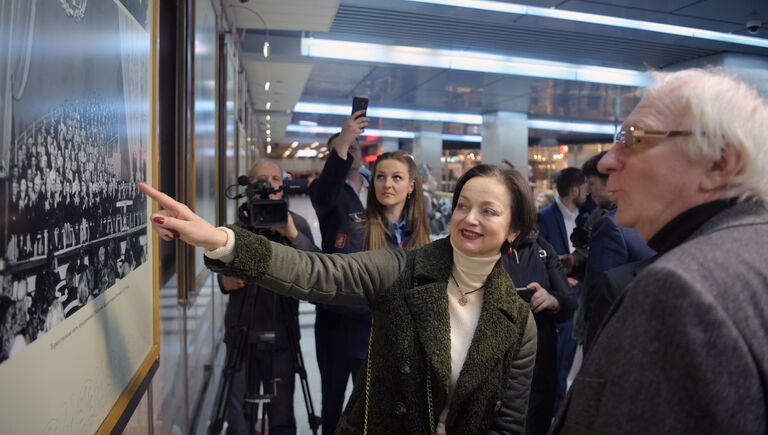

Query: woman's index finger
left=138, top=182, right=182, bottom=211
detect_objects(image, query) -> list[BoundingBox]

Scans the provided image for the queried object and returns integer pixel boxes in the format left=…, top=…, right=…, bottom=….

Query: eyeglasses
left=613, top=125, right=693, bottom=152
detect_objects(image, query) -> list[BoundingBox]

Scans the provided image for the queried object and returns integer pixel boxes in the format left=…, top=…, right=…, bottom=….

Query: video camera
left=570, top=227, right=590, bottom=250
left=227, top=175, right=309, bottom=229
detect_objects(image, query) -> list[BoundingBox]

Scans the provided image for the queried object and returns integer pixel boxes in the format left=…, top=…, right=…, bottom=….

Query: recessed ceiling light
left=296, top=148, right=319, bottom=158
left=265, top=102, right=271, bottom=110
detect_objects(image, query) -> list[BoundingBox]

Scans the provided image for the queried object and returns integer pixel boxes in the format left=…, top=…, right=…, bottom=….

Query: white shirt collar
left=556, top=197, right=579, bottom=221
left=346, top=175, right=369, bottom=207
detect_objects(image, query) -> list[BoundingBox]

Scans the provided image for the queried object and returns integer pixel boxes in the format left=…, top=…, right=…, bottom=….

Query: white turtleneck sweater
left=207, top=230, right=503, bottom=434
left=436, top=238, right=501, bottom=435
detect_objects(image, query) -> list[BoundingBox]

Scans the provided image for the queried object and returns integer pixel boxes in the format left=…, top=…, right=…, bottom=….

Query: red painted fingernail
left=153, top=216, right=165, bottom=224
left=171, top=230, right=180, bottom=239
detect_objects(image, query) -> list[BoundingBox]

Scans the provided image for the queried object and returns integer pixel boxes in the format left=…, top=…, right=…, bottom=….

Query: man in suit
left=537, top=168, right=588, bottom=256
left=574, top=152, right=655, bottom=352
left=309, top=111, right=372, bottom=435
left=537, top=167, right=588, bottom=407
left=551, top=68, right=768, bottom=434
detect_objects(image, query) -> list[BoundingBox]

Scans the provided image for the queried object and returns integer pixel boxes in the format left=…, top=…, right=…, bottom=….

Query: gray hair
left=249, top=158, right=284, bottom=178
left=646, top=68, right=768, bottom=203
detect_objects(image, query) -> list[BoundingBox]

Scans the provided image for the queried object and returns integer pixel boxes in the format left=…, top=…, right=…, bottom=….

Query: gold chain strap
left=363, top=318, right=374, bottom=435
left=426, top=360, right=435, bottom=435
left=364, top=318, right=436, bottom=435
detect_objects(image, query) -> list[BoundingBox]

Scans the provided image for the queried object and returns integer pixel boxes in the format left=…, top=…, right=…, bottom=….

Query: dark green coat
left=206, top=226, right=537, bottom=435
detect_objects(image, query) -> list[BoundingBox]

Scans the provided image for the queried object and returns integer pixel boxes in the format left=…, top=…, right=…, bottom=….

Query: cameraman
left=220, top=159, right=319, bottom=435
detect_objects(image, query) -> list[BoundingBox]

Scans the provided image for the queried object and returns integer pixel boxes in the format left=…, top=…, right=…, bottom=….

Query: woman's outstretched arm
left=139, top=182, right=227, bottom=249
left=139, top=182, right=408, bottom=306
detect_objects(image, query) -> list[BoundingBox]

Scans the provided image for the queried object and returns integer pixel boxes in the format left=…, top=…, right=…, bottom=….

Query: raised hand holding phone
left=352, top=96, right=368, bottom=118
left=335, top=99, right=369, bottom=158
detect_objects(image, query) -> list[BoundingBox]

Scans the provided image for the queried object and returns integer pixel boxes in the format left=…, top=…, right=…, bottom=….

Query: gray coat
left=206, top=231, right=537, bottom=435
left=550, top=200, right=768, bottom=434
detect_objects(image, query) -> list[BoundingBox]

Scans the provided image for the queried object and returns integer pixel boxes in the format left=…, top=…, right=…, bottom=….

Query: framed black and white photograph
left=0, top=1, right=158, bottom=433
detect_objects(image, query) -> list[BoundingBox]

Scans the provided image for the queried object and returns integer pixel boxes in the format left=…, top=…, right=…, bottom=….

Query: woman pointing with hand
left=139, top=164, right=536, bottom=435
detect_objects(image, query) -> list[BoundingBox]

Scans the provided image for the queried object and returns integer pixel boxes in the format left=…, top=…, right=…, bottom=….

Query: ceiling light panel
left=294, top=102, right=483, bottom=124
left=405, top=0, right=768, bottom=49
left=302, top=37, right=652, bottom=87
left=287, top=120, right=614, bottom=139
left=292, top=103, right=617, bottom=135
left=287, top=124, right=417, bottom=139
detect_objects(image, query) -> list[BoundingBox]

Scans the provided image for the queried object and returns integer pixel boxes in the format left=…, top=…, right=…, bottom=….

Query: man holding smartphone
left=309, top=104, right=370, bottom=435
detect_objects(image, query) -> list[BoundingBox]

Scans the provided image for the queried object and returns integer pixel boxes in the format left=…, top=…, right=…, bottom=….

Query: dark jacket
left=220, top=211, right=318, bottom=349
left=309, top=148, right=371, bottom=358
left=537, top=203, right=586, bottom=257
left=551, top=200, right=768, bottom=434
left=502, top=236, right=576, bottom=435
left=206, top=234, right=537, bottom=435
left=582, top=209, right=655, bottom=350
left=310, top=148, right=367, bottom=255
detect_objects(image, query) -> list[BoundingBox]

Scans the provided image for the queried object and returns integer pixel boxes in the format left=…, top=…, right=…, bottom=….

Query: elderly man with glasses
left=550, top=68, right=768, bottom=435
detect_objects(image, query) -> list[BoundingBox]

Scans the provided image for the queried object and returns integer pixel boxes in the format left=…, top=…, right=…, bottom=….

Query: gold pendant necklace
left=451, top=272, right=483, bottom=306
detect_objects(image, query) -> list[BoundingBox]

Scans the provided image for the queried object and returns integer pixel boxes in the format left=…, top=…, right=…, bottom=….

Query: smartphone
left=352, top=96, right=368, bottom=119
left=516, top=287, right=536, bottom=303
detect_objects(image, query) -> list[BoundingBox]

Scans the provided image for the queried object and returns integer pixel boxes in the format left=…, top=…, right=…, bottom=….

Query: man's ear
left=701, top=144, right=743, bottom=193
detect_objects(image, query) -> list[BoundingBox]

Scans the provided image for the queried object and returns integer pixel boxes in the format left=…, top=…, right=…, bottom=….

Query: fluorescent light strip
left=442, top=134, right=482, bottom=142
left=294, top=102, right=615, bottom=134
left=406, top=0, right=768, bottom=49
left=527, top=119, right=616, bottom=135
left=286, top=125, right=416, bottom=139
left=296, top=148, right=319, bottom=157
left=302, top=38, right=650, bottom=87
left=294, top=102, right=483, bottom=124
left=287, top=119, right=615, bottom=140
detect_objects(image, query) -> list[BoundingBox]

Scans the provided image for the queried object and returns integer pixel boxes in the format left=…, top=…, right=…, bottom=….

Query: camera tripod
left=209, top=285, right=321, bottom=435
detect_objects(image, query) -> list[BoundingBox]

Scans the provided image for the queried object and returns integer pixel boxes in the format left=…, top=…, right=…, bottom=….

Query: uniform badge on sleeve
left=334, top=232, right=348, bottom=249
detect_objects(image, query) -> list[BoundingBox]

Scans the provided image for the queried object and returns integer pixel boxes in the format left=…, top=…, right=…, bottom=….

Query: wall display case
left=188, top=0, right=217, bottom=299
left=0, top=0, right=159, bottom=433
